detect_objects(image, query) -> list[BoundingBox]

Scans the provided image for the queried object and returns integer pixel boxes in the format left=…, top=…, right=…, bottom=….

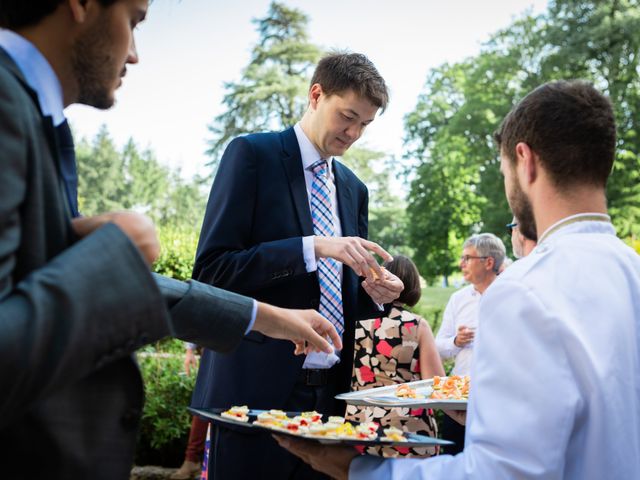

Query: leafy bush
left=136, top=340, right=196, bottom=465
left=153, top=225, right=200, bottom=281
left=135, top=226, right=200, bottom=465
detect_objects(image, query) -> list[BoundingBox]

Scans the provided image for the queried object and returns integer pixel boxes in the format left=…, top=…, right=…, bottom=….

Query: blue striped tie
left=309, top=159, right=344, bottom=336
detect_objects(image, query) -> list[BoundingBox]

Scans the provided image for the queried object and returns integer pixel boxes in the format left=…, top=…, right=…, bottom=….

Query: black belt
left=297, top=368, right=337, bottom=387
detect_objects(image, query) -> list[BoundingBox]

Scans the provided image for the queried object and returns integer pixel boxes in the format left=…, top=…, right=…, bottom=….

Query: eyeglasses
left=506, top=222, right=518, bottom=234
left=460, top=255, right=488, bottom=264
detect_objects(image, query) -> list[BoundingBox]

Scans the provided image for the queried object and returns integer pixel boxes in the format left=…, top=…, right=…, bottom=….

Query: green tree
left=76, top=125, right=126, bottom=215
left=404, top=0, right=640, bottom=280
left=206, top=1, right=321, bottom=168
left=541, top=0, right=640, bottom=239
left=341, top=146, right=410, bottom=254
left=76, top=126, right=207, bottom=231
left=121, top=139, right=171, bottom=216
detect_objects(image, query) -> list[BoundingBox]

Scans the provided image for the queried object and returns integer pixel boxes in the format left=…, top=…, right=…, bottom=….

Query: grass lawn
left=411, top=285, right=461, bottom=333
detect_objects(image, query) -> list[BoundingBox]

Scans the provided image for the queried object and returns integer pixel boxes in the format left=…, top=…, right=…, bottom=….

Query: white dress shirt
left=294, top=123, right=343, bottom=369
left=351, top=215, right=640, bottom=479
left=435, top=285, right=480, bottom=376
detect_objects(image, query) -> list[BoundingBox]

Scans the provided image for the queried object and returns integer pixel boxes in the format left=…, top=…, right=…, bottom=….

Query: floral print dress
left=345, top=305, right=439, bottom=457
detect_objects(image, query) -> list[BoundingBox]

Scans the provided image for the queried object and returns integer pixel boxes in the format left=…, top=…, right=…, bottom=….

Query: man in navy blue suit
left=192, top=52, right=404, bottom=479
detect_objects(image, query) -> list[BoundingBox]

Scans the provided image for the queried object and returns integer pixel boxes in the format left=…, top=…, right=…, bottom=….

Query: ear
left=515, top=142, right=537, bottom=187
left=308, top=83, right=323, bottom=110
left=485, top=256, right=495, bottom=272
left=67, top=0, right=92, bottom=23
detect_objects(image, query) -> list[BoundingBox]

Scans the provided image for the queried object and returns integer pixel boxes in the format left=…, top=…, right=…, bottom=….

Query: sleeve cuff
left=302, top=235, right=318, bottom=272
left=245, top=299, right=258, bottom=334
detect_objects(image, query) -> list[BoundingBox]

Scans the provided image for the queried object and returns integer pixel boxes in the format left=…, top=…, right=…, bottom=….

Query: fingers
left=71, top=214, right=109, bottom=237
left=362, top=274, right=403, bottom=304
left=293, top=340, right=306, bottom=356
left=362, top=280, right=389, bottom=304
left=301, top=312, right=336, bottom=354
left=316, top=236, right=391, bottom=279
left=323, top=320, right=343, bottom=351
left=361, top=239, right=393, bottom=262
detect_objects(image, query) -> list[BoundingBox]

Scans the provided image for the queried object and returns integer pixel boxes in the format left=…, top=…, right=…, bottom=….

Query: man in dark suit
left=0, top=1, right=341, bottom=478
left=192, top=52, right=404, bottom=479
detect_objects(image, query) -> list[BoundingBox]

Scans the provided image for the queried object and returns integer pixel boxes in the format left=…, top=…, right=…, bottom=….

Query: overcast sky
left=65, top=0, right=549, bottom=179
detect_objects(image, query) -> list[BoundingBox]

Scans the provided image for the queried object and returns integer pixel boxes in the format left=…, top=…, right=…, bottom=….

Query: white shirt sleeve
left=435, top=295, right=461, bottom=359
left=302, top=235, right=318, bottom=272
left=351, top=278, right=581, bottom=479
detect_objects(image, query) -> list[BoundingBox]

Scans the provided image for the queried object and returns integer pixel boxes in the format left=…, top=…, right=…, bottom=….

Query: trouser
left=441, top=413, right=466, bottom=455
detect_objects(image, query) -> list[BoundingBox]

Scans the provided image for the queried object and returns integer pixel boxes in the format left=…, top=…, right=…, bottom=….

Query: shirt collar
left=538, top=212, right=614, bottom=244
left=294, top=123, right=333, bottom=172
left=0, top=29, right=65, bottom=126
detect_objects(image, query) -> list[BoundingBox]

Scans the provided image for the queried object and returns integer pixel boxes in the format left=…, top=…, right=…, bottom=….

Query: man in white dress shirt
left=435, top=233, right=505, bottom=453
left=277, top=80, right=640, bottom=479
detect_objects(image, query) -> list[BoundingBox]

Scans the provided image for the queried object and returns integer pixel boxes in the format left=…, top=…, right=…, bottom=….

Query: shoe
left=170, top=460, right=202, bottom=480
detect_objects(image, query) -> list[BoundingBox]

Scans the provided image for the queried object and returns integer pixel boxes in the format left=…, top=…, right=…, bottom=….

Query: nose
left=127, top=35, right=139, bottom=64
left=344, top=122, right=362, bottom=141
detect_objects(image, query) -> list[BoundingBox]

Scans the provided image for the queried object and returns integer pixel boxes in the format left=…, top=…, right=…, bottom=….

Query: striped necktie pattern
left=309, top=159, right=344, bottom=336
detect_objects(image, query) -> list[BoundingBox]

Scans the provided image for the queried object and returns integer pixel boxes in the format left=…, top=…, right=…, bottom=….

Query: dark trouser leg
left=441, top=414, right=466, bottom=455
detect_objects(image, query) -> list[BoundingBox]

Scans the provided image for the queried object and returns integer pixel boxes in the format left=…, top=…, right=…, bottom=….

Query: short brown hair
left=383, top=255, right=421, bottom=307
left=0, top=0, right=118, bottom=29
left=494, top=80, right=616, bottom=188
left=310, top=52, right=389, bottom=112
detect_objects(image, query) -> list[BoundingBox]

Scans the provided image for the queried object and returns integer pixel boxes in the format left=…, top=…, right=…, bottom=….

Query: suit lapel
left=333, top=160, right=357, bottom=236
left=0, top=48, right=74, bottom=225
left=279, top=128, right=314, bottom=236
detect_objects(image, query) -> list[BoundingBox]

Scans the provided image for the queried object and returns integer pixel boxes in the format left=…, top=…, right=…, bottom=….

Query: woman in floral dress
left=346, top=255, right=445, bottom=457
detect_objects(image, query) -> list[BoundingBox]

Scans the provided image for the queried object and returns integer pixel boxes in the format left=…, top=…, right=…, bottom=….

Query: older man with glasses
left=434, top=233, right=506, bottom=454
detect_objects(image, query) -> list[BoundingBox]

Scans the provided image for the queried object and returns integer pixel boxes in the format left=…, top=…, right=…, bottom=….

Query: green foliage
left=626, top=237, right=640, bottom=255
left=411, top=285, right=458, bottom=334
left=76, top=125, right=126, bottom=214
left=152, top=225, right=200, bottom=281
left=139, top=228, right=199, bottom=460
left=340, top=146, right=411, bottom=254
left=75, top=125, right=207, bottom=230
left=137, top=340, right=196, bottom=451
left=405, top=0, right=640, bottom=278
left=206, top=1, right=322, bottom=168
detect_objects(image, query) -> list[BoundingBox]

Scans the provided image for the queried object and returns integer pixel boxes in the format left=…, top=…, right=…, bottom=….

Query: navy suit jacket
left=192, top=127, right=382, bottom=411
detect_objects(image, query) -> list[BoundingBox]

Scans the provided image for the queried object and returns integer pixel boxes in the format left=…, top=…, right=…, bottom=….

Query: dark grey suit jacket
left=0, top=48, right=253, bottom=479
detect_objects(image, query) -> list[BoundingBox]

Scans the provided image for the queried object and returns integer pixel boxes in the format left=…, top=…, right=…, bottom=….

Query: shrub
left=135, top=340, right=196, bottom=465
left=135, top=226, right=200, bottom=465
left=153, top=225, right=200, bottom=281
